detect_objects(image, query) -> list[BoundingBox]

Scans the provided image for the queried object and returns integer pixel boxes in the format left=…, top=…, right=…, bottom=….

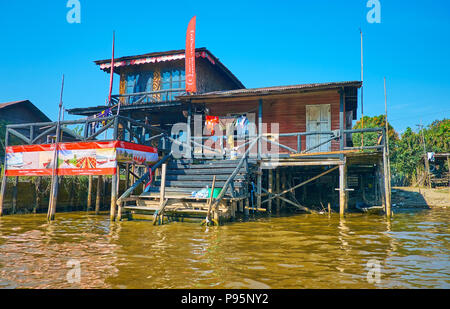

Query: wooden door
left=306, top=104, right=331, bottom=152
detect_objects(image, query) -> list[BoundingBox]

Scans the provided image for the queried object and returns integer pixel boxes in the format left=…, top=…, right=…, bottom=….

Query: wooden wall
left=205, top=90, right=344, bottom=153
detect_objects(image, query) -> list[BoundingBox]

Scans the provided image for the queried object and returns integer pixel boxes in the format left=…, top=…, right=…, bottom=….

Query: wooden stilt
left=276, top=169, right=280, bottom=211
left=268, top=169, right=273, bottom=213
left=257, top=165, right=262, bottom=209
left=383, top=145, right=392, bottom=217
left=244, top=198, right=250, bottom=216
left=33, top=177, right=41, bottom=214
left=281, top=170, right=286, bottom=212
left=95, top=175, right=102, bottom=215
left=47, top=173, right=59, bottom=221
left=0, top=130, right=8, bottom=217
left=339, top=163, right=347, bottom=216
left=379, top=159, right=386, bottom=208
left=12, top=176, right=18, bottom=214
left=110, top=174, right=118, bottom=221
left=232, top=201, right=237, bottom=219
left=447, top=156, right=450, bottom=200
left=87, top=175, right=93, bottom=211
left=153, top=163, right=167, bottom=225
left=0, top=171, right=6, bottom=217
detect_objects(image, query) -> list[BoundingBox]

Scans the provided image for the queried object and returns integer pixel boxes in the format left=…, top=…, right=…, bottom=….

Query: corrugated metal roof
left=179, top=81, right=362, bottom=100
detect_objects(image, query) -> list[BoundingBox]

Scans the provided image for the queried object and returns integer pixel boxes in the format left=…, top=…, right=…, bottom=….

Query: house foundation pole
left=268, top=169, right=273, bottom=213
left=12, top=176, right=18, bottom=214
left=383, top=140, right=392, bottom=218
left=87, top=175, right=93, bottom=211
left=276, top=169, right=281, bottom=211
left=281, top=170, right=286, bottom=212
left=110, top=174, right=118, bottom=221
left=339, top=162, right=348, bottom=216
left=257, top=165, right=262, bottom=209
left=0, top=130, right=9, bottom=216
left=95, top=175, right=102, bottom=215
left=33, top=177, right=41, bottom=213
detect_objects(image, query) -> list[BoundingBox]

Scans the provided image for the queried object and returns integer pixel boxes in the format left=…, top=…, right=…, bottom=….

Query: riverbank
left=392, top=186, right=450, bottom=209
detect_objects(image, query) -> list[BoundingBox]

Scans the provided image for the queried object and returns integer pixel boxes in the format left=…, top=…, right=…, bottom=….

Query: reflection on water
left=0, top=208, right=449, bottom=289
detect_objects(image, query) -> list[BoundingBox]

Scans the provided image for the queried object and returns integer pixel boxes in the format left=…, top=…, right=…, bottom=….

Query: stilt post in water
left=110, top=174, right=118, bottom=221
left=339, top=162, right=348, bottom=217
left=12, top=176, right=18, bottom=214
left=95, top=175, right=102, bottom=215
left=87, top=175, right=93, bottom=211
left=47, top=74, right=65, bottom=221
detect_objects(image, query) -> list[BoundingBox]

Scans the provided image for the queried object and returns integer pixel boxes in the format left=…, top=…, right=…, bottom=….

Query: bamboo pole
left=47, top=75, right=65, bottom=221
left=95, top=175, right=102, bottom=215
left=383, top=145, right=391, bottom=217
left=384, top=77, right=392, bottom=215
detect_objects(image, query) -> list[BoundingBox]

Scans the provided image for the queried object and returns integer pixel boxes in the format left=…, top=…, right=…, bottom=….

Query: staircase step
left=168, top=161, right=249, bottom=169
left=166, top=167, right=248, bottom=175
left=153, top=180, right=244, bottom=188
left=165, top=174, right=245, bottom=181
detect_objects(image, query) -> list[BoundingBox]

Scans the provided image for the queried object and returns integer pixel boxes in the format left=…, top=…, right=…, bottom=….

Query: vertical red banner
left=185, top=16, right=196, bottom=93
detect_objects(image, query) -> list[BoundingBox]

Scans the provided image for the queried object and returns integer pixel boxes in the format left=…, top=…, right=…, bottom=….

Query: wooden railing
left=110, top=89, right=186, bottom=106
left=187, top=127, right=387, bottom=159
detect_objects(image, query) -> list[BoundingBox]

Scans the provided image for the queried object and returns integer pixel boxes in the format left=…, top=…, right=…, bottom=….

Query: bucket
left=208, top=188, right=222, bottom=198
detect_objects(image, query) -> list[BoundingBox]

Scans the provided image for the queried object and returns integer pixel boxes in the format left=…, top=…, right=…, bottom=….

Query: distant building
left=0, top=100, right=52, bottom=161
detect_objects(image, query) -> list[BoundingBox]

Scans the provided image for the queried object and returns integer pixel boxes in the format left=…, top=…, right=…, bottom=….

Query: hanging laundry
left=427, top=152, right=435, bottom=162
left=205, top=116, right=219, bottom=135
left=95, top=108, right=113, bottom=128
left=236, top=115, right=249, bottom=137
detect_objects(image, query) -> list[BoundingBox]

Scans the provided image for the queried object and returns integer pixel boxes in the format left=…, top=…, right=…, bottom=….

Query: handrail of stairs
left=116, top=151, right=173, bottom=208
left=208, top=137, right=260, bottom=220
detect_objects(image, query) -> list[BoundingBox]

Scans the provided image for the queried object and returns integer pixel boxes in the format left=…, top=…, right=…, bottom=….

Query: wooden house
left=1, top=48, right=391, bottom=223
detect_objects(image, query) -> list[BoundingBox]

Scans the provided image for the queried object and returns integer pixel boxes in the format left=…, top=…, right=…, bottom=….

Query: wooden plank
left=289, top=150, right=358, bottom=158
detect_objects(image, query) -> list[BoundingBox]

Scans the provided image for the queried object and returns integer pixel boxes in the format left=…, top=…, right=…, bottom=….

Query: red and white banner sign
left=185, top=16, right=197, bottom=93
left=5, top=141, right=158, bottom=177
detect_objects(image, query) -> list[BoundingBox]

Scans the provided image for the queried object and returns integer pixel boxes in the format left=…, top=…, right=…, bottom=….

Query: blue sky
left=0, top=0, right=449, bottom=133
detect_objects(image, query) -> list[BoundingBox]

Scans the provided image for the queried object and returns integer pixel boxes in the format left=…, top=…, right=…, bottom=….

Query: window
left=125, top=71, right=154, bottom=103
left=161, top=69, right=185, bottom=101
left=126, top=72, right=154, bottom=92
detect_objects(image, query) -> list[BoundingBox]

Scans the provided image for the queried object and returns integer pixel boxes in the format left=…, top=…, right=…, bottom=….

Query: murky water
left=0, top=208, right=449, bottom=289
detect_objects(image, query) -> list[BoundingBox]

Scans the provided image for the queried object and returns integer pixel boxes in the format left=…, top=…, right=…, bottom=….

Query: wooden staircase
left=124, top=159, right=256, bottom=219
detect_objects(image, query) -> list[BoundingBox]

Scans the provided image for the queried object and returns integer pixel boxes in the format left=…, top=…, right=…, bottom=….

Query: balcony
left=110, top=88, right=186, bottom=106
